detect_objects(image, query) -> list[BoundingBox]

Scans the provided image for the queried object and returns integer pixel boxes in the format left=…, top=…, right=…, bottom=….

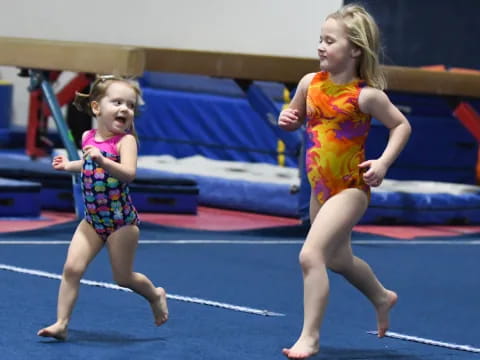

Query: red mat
left=353, top=225, right=480, bottom=239
left=0, top=207, right=300, bottom=233
left=1, top=209, right=479, bottom=239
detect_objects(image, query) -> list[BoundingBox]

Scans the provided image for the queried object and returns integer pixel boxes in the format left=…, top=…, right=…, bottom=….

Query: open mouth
left=115, top=115, right=127, bottom=124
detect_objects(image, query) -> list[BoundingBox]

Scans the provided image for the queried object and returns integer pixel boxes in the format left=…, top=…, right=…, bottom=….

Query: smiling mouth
left=115, top=116, right=127, bottom=124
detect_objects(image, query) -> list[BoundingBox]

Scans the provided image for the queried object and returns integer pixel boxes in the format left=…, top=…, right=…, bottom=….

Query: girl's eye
left=319, top=38, right=333, bottom=45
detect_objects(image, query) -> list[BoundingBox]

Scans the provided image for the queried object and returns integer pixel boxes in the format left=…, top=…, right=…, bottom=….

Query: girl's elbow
left=404, top=121, right=412, bottom=137
left=396, top=120, right=411, bottom=136
left=119, top=169, right=136, bottom=183
left=125, top=173, right=136, bottom=183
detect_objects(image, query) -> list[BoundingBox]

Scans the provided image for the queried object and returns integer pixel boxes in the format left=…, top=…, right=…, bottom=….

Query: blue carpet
left=0, top=222, right=478, bottom=359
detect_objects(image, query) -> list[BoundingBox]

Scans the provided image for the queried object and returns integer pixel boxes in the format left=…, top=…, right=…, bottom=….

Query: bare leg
left=328, top=242, right=397, bottom=337
left=37, top=220, right=104, bottom=340
left=107, top=225, right=168, bottom=326
left=283, top=189, right=371, bottom=359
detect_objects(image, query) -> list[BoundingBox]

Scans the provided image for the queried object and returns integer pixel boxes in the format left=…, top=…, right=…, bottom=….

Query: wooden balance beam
left=1, top=37, right=480, bottom=98
left=0, top=37, right=145, bottom=76
left=144, top=47, right=480, bottom=98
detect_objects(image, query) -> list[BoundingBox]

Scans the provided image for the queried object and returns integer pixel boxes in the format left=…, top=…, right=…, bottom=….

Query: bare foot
left=150, top=287, right=168, bottom=326
left=282, top=336, right=319, bottom=359
left=375, top=289, right=398, bottom=337
left=37, top=323, right=68, bottom=341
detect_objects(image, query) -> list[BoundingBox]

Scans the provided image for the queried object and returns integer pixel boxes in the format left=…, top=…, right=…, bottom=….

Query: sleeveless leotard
left=81, top=129, right=139, bottom=240
left=305, top=71, right=371, bottom=205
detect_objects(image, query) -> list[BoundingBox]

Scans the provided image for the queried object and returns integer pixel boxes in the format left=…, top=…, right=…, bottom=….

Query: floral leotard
left=305, top=71, right=371, bottom=205
left=81, top=129, right=139, bottom=241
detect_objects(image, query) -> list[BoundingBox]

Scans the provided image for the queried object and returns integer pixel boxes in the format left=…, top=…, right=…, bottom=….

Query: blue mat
left=0, top=222, right=479, bottom=359
left=0, top=177, right=41, bottom=217
left=0, top=154, right=199, bottom=214
left=2, top=151, right=480, bottom=223
left=364, top=186, right=480, bottom=225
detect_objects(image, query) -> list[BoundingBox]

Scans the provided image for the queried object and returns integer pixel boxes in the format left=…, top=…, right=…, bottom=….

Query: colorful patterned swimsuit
left=305, top=71, right=371, bottom=205
left=81, top=129, right=139, bottom=241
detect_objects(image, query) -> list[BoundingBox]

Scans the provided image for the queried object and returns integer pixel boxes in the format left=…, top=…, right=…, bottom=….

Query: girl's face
left=91, top=81, right=137, bottom=135
left=317, top=18, right=359, bottom=74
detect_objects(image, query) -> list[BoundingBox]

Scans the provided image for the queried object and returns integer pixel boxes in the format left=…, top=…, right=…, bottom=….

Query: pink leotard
left=81, top=129, right=139, bottom=240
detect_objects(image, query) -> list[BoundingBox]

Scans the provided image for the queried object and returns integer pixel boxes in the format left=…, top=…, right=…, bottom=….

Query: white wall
left=0, top=0, right=341, bottom=127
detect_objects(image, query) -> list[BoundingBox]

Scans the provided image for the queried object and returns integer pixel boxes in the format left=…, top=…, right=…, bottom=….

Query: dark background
left=344, top=0, right=479, bottom=70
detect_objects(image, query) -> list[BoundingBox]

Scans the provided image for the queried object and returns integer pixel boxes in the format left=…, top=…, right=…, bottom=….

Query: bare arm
left=52, top=156, right=83, bottom=173
left=52, top=130, right=89, bottom=173
left=278, top=73, right=315, bottom=131
left=83, top=134, right=138, bottom=183
left=358, top=87, right=412, bottom=186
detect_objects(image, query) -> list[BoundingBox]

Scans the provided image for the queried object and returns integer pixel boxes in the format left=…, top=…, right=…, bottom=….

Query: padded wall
left=136, top=88, right=299, bottom=166
left=136, top=72, right=299, bottom=166
left=366, top=92, right=477, bottom=184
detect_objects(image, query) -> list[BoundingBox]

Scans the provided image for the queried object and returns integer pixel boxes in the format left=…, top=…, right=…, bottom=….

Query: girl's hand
left=52, top=155, right=68, bottom=171
left=278, top=109, right=301, bottom=131
left=83, top=145, right=104, bottom=164
left=358, top=159, right=388, bottom=187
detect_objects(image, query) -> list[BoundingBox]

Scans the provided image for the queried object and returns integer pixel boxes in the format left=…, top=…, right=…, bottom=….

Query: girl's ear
left=351, top=47, right=361, bottom=58
left=91, top=101, right=100, bottom=116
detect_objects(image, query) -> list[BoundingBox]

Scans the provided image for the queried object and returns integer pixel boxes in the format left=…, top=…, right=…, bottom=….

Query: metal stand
left=28, top=70, right=85, bottom=218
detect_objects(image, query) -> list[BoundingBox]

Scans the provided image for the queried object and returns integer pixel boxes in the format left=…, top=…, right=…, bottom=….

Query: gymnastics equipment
left=1, top=37, right=480, bottom=222
left=0, top=177, right=41, bottom=217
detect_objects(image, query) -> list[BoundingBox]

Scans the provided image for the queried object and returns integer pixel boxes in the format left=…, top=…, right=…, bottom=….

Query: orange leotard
left=305, top=71, right=371, bottom=205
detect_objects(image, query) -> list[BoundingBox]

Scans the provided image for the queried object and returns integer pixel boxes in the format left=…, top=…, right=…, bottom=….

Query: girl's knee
left=63, top=261, right=85, bottom=279
left=299, top=248, right=325, bottom=271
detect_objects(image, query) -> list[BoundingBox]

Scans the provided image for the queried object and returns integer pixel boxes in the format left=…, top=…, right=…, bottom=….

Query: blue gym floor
left=1, top=221, right=479, bottom=360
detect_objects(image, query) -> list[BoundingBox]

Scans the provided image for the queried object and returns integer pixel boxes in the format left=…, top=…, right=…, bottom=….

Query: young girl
left=278, top=4, right=411, bottom=359
left=37, top=76, right=168, bottom=340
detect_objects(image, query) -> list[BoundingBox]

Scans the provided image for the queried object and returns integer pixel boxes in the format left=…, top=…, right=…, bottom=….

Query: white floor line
left=1, top=239, right=480, bottom=245
left=0, top=239, right=303, bottom=245
left=0, top=263, right=284, bottom=317
left=367, top=331, right=480, bottom=353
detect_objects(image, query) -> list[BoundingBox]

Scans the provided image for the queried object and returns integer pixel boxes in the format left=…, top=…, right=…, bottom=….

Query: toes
left=282, top=348, right=313, bottom=360
left=37, top=328, right=55, bottom=338
left=378, top=328, right=387, bottom=338
left=287, top=351, right=309, bottom=360
left=37, top=328, right=66, bottom=340
left=155, top=316, right=168, bottom=326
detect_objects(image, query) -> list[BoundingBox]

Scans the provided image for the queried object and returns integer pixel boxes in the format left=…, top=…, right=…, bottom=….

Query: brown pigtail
left=73, top=92, right=94, bottom=116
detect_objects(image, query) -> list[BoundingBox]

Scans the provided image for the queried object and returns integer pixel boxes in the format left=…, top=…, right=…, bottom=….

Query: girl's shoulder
left=117, top=133, right=136, bottom=144
left=297, top=72, right=318, bottom=93
left=302, top=72, right=320, bottom=83
left=358, top=86, right=389, bottom=115
left=116, top=133, right=138, bottom=151
left=359, top=86, right=387, bottom=100
left=81, top=129, right=96, bottom=147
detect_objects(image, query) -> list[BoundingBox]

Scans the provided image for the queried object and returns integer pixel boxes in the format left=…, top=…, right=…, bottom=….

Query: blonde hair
left=73, top=75, right=142, bottom=142
left=327, top=4, right=386, bottom=89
